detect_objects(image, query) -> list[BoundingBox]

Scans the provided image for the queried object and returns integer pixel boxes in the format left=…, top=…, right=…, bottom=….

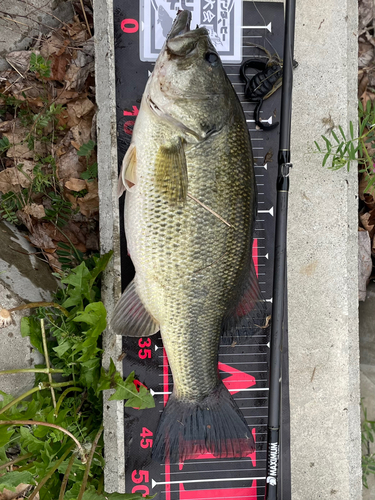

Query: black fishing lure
left=240, top=44, right=298, bottom=131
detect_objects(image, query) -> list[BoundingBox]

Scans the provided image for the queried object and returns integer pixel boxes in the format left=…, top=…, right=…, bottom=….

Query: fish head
left=147, top=10, right=233, bottom=140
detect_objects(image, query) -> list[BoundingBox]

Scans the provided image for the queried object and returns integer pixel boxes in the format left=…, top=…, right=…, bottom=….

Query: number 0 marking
left=121, top=18, right=139, bottom=33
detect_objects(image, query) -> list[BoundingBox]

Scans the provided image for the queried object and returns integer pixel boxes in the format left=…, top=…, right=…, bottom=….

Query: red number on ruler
left=124, top=106, right=139, bottom=117
left=123, top=106, right=139, bottom=135
left=131, top=470, right=149, bottom=484
left=138, top=349, right=151, bottom=359
left=140, top=427, right=153, bottom=448
left=132, top=484, right=150, bottom=495
left=138, top=338, right=151, bottom=348
left=121, top=18, right=139, bottom=33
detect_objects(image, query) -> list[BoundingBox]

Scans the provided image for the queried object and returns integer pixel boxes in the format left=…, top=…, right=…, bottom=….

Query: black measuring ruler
left=113, top=1, right=291, bottom=498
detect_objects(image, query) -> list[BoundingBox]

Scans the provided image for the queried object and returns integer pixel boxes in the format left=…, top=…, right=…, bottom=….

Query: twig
left=0, top=452, right=33, bottom=471
left=40, top=318, right=56, bottom=408
left=55, top=387, right=83, bottom=416
left=58, top=451, right=77, bottom=500
left=28, top=444, right=76, bottom=500
left=0, top=381, right=72, bottom=415
left=79, top=0, right=92, bottom=37
left=0, top=421, right=86, bottom=462
left=77, top=425, right=104, bottom=500
left=187, top=192, right=233, bottom=228
left=5, top=58, right=25, bottom=78
left=9, top=301, right=70, bottom=317
left=0, top=15, right=29, bottom=27
left=3, top=75, right=22, bottom=94
left=0, top=368, right=63, bottom=375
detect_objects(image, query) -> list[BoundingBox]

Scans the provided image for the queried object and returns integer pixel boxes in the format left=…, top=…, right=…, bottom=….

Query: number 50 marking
left=121, top=18, right=139, bottom=33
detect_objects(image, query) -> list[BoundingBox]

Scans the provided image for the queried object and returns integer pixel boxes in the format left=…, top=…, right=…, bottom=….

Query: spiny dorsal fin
left=155, top=137, right=187, bottom=204
left=111, top=279, right=159, bottom=337
left=118, top=144, right=137, bottom=197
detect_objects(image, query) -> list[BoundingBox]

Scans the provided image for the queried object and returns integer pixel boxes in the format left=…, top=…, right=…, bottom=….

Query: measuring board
left=113, top=1, right=291, bottom=498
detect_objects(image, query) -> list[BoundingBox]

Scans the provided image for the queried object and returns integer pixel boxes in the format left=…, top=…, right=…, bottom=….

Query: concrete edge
left=288, top=0, right=362, bottom=497
left=345, top=0, right=362, bottom=494
left=93, top=0, right=124, bottom=493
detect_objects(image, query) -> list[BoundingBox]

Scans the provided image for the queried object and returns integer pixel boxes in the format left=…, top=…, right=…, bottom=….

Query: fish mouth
left=167, top=10, right=191, bottom=40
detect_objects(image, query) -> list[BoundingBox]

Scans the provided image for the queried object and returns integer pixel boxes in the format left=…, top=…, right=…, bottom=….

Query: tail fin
left=152, top=382, right=255, bottom=462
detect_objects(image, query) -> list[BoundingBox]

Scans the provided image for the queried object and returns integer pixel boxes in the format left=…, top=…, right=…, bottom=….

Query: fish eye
left=205, top=52, right=219, bottom=65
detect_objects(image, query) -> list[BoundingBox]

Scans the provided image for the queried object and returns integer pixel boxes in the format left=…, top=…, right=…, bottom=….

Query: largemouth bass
left=112, top=10, right=264, bottom=461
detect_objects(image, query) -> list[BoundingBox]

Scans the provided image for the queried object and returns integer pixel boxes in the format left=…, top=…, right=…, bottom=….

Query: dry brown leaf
left=64, top=191, right=78, bottom=209
left=3, top=128, right=47, bottom=160
left=85, top=232, right=99, bottom=251
left=28, top=224, right=56, bottom=250
left=65, top=178, right=87, bottom=191
left=6, top=50, right=34, bottom=75
left=65, top=41, right=94, bottom=92
left=45, top=251, right=61, bottom=271
left=367, top=68, right=375, bottom=89
left=360, top=211, right=375, bottom=238
left=49, top=52, right=69, bottom=81
left=0, top=162, right=34, bottom=193
left=0, top=120, right=15, bottom=133
left=71, top=116, right=93, bottom=146
left=54, top=89, right=81, bottom=105
left=359, top=72, right=369, bottom=98
left=68, top=98, right=95, bottom=118
left=360, top=90, right=375, bottom=111
left=0, top=483, right=37, bottom=500
left=41, top=221, right=83, bottom=248
left=368, top=208, right=375, bottom=226
left=77, top=191, right=99, bottom=217
left=57, top=145, right=86, bottom=182
left=359, top=229, right=372, bottom=301
left=360, top=173, right=375, bottom=201
left=8, top=75, right=45, bottom=103
left=40, top=33, right=67, bottom=59
left=86, top=178, right=98, bottom=193
left=359, top=0, right=375, bottom=32
left=359, top=40, right=374, bottom=68
left=71, top=140, right=81, bottom=150
left=23, top=203, right=46, bottom=219
left=67, top=16, right=89, bottom=39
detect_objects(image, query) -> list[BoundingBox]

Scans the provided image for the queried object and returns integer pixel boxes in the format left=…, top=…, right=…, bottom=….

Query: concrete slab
left=288, top=0, right=362, bottom=498
left=0, top=221, right=58, bottom=397
left=359, top=281, right=375, bottom=498
left=92, top=0, right=124, bottom=493
left=94, top=0, right=362, bottom=497
left=0, top=0, right=74, bottom=71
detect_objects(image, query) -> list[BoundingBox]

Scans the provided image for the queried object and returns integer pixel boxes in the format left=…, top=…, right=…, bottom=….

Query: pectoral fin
left=155, top=138, right=188, bottom=204
left=118, top=144, right=137, bottom=197
left=111, top=279, right=160, bottom=337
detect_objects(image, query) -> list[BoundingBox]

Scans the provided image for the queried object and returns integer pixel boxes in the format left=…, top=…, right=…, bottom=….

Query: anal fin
left=111, top=279, right=159, bottom=337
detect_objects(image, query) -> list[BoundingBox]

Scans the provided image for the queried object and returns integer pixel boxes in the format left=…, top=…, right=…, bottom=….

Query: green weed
left=0, top=252, right=155, bottom=499
left=314, top=100, right=375, bottom=193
